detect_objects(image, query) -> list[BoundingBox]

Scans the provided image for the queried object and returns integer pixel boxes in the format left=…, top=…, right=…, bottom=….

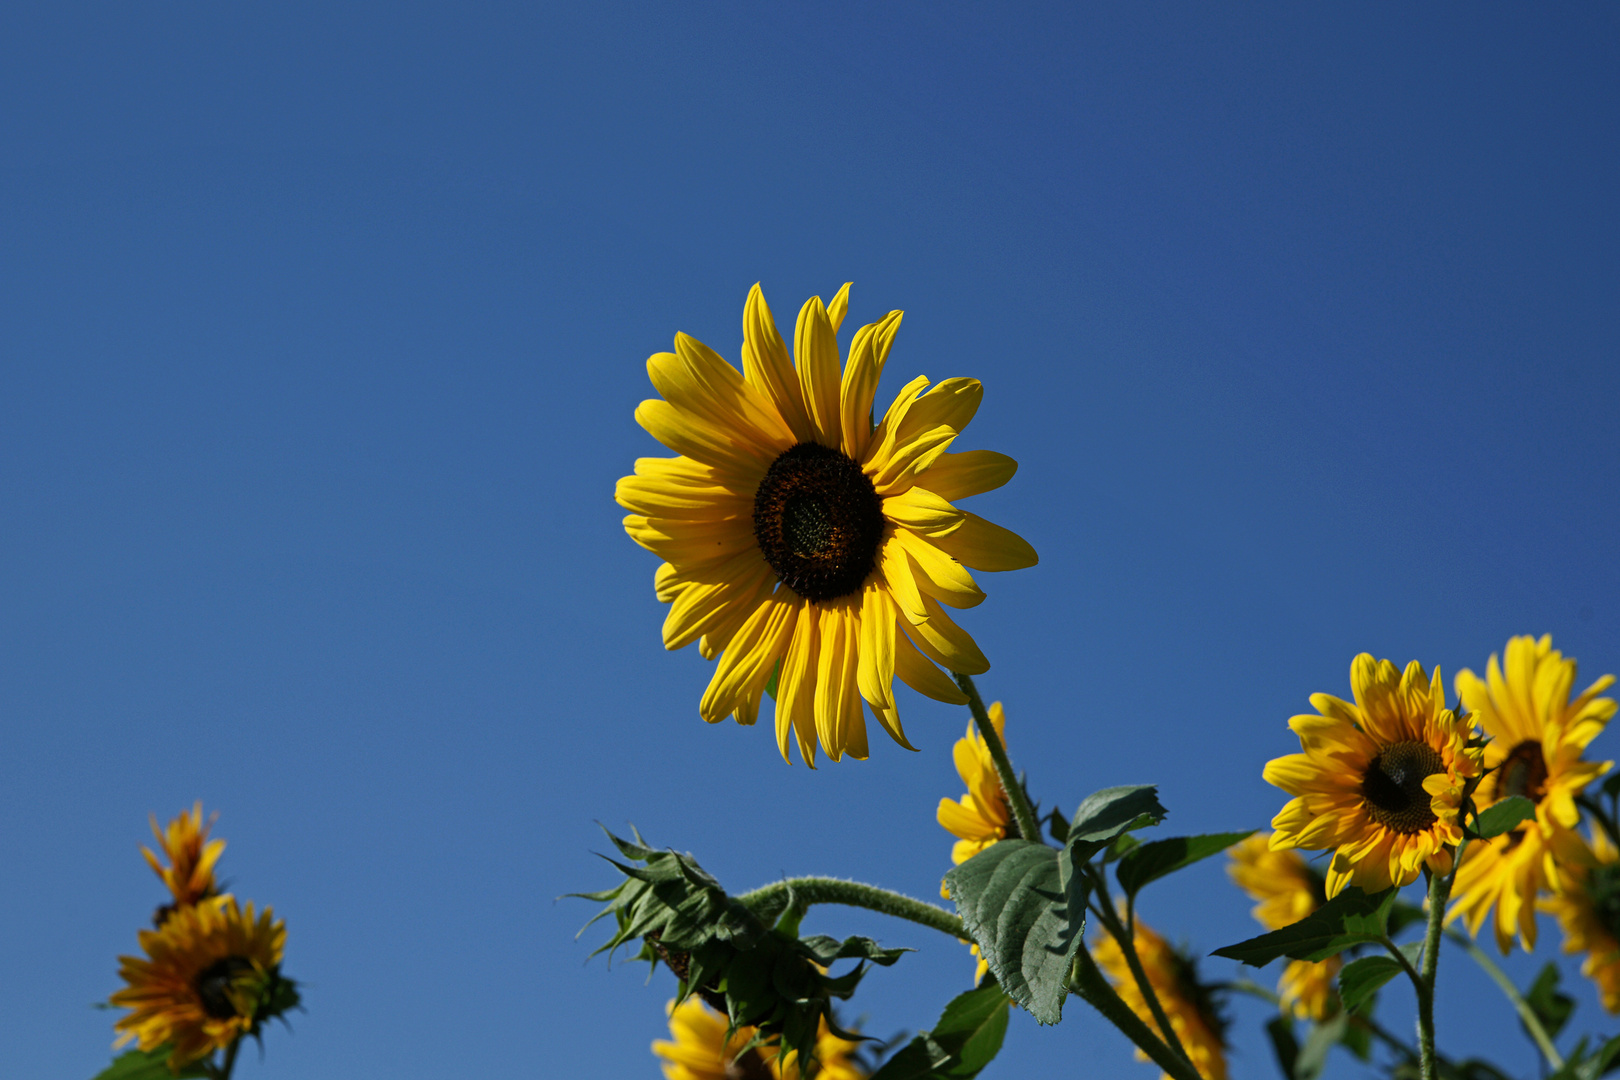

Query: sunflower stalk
left=736, top=877, right=964, bottom=939
left=1086, top=869, right=1196, bottom=1067
left=954, top=672, right=1041, bottom=846
left=1068, top=945, right=1207, bottom=1080
left=1444, top=927, right=1564, bottom=1069
left=1415, top=840, right=1464, bottom=1080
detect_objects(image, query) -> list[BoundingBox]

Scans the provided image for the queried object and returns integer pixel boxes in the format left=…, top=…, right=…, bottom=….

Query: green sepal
left=1470, top=795, right=1537, bottom=840
left=1337, top=955, right=1403, bottom=1014
left=92, top=1046, right=211, bottom=1080
left=1115, top=831, right=1253, bottom=898
left=1213, top=887, right=1397, bottom=966
left=869, top=978, right=1012, bottom=1079
left=765, top=658, right=781, bottom=700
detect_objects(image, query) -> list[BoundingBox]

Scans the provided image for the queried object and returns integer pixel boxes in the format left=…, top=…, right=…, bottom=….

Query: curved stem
left=1379, top=934, right=1424, bottom=991
left=1069, top=946, right=1206, bottom=1080
left=953, top=672, right=1042, bottom=845
left=1445, top=928, right=1564, bottom=1069
left=736, top=877, right=964, bottom=939
left=1088, top=870, right=1193, bottom=1065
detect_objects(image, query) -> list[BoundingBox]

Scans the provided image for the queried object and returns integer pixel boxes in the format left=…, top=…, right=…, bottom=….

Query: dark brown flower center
left=1498, top=740, right=1549, bottom=804
left=194, top=956, right=254, bottom=1020
left=1362, top=740, right=1445, bottom=835
left=752, top=443, right=883, bottom=602
left=726, top=1047, right=777, bottom=1080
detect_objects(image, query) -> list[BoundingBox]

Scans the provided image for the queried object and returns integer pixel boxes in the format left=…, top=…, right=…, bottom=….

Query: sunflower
left=111, top=897, right=289, bottom=1069
left=938, top=701, right=1015, bottom=865
left=1226, top=833, right=1340, bottom=1021
left=1093, top=918, right=1228, bottom=1080
left=653, top=997, right=867, bottom=1080
left=1448, top=635, right=1616, bottom=953
left=143, top=803, right=225, bottom=922
left=1544, top=828, right=1620, bottom=1012
left=1265, top=654, right=1483, bottom=896
left=617, top=283, right=1037, bottom=765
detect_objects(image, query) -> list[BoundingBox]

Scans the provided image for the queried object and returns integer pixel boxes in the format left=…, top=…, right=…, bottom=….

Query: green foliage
left=869, top=979, right=1011, bottom=1080
left=1526, top=961, right=1577, bottom=1041
left=92, top=1046, right=210, bottom=1080
left=1064, top=785, right=1167, bottom=864
left=1295, top=1012, right=1348, bottom=1080
left=1337, top=955, right=1404, bottom=1014
left=1214, top=887, right=1396, bottom=966
left=573, top=827, right=905, bottom=1068
left=1115, top=831, right=1253, bottom=899
left=1548, top=1034, right=1620, bottom=1080
left=1471, top=795, right=1537, bottom=840
left=1265, top=1015, right=1301, bottom=1080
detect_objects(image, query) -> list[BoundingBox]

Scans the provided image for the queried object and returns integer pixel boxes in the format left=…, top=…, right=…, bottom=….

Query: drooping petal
left=700, top=591, right=797, bottom=723
left=930, top=512, right=1039, bottom=572
left=894, top=527, right=985, bottom=609
left=662, top=554, right=774, bottom=650
left=776, top=603, right=822, bottom=766
left=892, top=626, right=969, bottom=703
left=901, top=593, right=990, bottom=675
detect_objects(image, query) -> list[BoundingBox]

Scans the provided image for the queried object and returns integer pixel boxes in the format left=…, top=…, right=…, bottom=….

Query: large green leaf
left=1213, top=887, right=1396, bottom=966
left=1116, top=831, right=1253, bottom=898
left=943, top=839, right=1087, bottom=1025
left=1337, top=955, right=1404, bottom=1014
left=93, top=1047, right=210, bottom=1080
left=1472, top=796, right=1536, bottom=840
left=869, top=980, right=1011, bottom=1080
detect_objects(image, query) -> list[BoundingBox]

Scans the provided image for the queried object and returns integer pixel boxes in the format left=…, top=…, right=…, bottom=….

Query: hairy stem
left=1070, top=946, right=1206, bottom=1080
left=1445, top=928, right=1563, bottom=1069
left=953, top=672, right=1042, bottom=845
left=1416, top=844, right=1462, bottom=1080
left=737, top=877, right=964, bottom=939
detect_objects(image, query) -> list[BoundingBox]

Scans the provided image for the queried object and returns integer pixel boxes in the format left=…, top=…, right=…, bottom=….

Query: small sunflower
left=1544, top=828, right=1620, bottom=1013
left=938, top=701, right=1015, bottom=866
left=143, top=802, right=225, bottom=922
left=1448, top=635, right=1616, bottom=953
left=1265, top=654, right=1483, bottom=896
left=1226, top=834, right=1340, bottom=1021
left=1093, top=918, right=1228, bottom=1080
left=111, top=897, right=290, bottom=1070
left=653, top=997, right=867, bottom=1080
left=618, top=283, right=1037, bottom=765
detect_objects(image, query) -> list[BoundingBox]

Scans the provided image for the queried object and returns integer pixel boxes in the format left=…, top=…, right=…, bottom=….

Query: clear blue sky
left=3, top=4, right=1618, bottom=1078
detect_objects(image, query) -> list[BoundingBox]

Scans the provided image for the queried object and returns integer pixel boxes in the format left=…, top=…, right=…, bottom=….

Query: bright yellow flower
left=1544, top=828, right=1620, bottom=1013
left=1265, top=654, right=1483, bottom=896
left=1226, top=833, right=1340, bottom=1021
left=1093, top=918, right=1228, bottom=1080
left=142, top=803, right=225, bottom=921
left=618, top=283, right=1037, bottom=765
left=652, top=997, right=867, bottom=1080
left=938, top=702, right=1014, bottom=866
left=1449, top=635, right=1616, bottom=953
left=111, top=897, right=286, bottom=1070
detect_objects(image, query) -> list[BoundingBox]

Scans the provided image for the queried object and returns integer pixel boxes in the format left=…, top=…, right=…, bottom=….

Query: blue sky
left=3, top=4, right=1618, bottom=1078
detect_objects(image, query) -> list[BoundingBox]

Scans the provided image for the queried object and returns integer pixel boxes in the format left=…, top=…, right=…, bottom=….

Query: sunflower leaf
left=869, top=978, right=1012, bottom=1079
left=1065, top=786, right=1168, bottom=864
left=1265, top=1015, right=1301, bottom=1080
left=1296, top=1012, right=1348, bottom=1080
left=1212, top=887, right=1397, bottom=966
left=1337, top=955, right=1404, bottom=1014
left=92, top=1047, right=211, bottom=1080
left=1116, top=831, right=1254, bottom=899
left=943, top=839, right=1089, bottom=1025
left=1471, top=795, right=1536, bottom=840
left=1525, top=961, right=1576, bottom=1040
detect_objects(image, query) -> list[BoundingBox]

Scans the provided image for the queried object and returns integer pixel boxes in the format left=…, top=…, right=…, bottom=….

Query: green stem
left=737, top=877, right=964, bottom=939
left=210, top=1038, right=241, bottom=1080
left=1088, top=870, right=1193, bottom=1065
left=1444, top=928, right=1564, bottom=1069
left=1416, top=844, right=1462, bottom=1080
left=1379, top=934, right=1424, bottom=990
left=1069, top=946, right=1206, bottom=1080
left=953, top=672, right=1042, bottom=846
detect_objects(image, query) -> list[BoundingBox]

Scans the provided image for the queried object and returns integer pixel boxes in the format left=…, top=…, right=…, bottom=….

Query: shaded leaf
left=1297, top=1012, right=1348, bottom=1080
left=870, top=979, right=1011, bottom=1080
left=1266, top=1015, right=1300, bottom=1080
left=1066, top=786, right=1167, bottom=864
left=1525, top=961, right=1576, bottom=1040
left=1473, top=796, right=1536, bottom=840
left=93, top=1047, right=210, bottom=1080
left=1341, top=1016, right=1373, bottom=1061
left=1213, top=887, right=1396, bottom=966
left=1116, top=831, right=1253, bottom=898
left=1338, top=955, right=1404, bottom=1014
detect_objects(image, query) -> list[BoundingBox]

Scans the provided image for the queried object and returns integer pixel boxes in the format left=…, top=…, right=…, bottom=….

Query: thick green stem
left=1087, top=872, right=1192, bottom=1065
left=1416, top=850, right=1461, bottom=1080
left=1070, top=946, right=1206, bottom=1080
left=737, top=877, right=964, bottom=939
left=1445, top=928, right=1563, bottom=1069
left=953, top=672, right=1042, bottom=845
left=210, top=1038, right=241, bottom=1080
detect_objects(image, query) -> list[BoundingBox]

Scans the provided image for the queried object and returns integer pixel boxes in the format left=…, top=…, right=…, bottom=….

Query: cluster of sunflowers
left=601, top=283, right=1620, bottom=1080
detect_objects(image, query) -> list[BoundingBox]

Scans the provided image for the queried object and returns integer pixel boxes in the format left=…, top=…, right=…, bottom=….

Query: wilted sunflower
left=143, top=802, right=225, bottom=922
left=1544, top=828, right=1620, bottom=1013
left=1093, top=919, right=1228, bottom=1080
left=653, top=997, right=867, bottom=1080
left=1226, top=833, right=1339, bottom=1021
left=1265, top=655, right=1483, bottom=896
left=1448, top=635, right=1616, bottom=953
left=111, top=897, right=291, bottom=1070
left=617, top=283, right=1037, bottom=765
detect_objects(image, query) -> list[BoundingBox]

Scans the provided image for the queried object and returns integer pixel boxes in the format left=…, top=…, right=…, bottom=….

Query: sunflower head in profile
left=1544, top=828, right=1620, bottom=1013
left=617, top=283, right=1037, bottom=765
left=937, top=701, right=1016, bottom=866
left=652, top=996, right=868, bottom=1080
left=1264, top=654, right=1484, bottom=896
left=1093, top=918, right=1228, bottom=1080
left=111, top=897, right=297, bottom=1070
left=143, top=802, right=226, bottom=924
left=1226, top=833, right=1340, bottom=1021
left=1448, top=635, right=1616, bottom=953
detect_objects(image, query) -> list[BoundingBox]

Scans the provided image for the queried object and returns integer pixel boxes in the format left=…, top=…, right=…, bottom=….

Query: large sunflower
left=1448, top=635, right=1616, bottom=953
left=1265, top=655, right=1483, bottom=896
left=617, top=283, right=1037, bottom=765
left=1226, top=833, right=1340, bottom=1021
left=653, top=997, right=867, bottom=1080
left=143, top=802, right=225, bottom=921
left=1544, top=828, right=1620, bottom=1013
left=111, top=897, right=288, bottom=1069
left=1093, top=918, right=1228, bottom=1080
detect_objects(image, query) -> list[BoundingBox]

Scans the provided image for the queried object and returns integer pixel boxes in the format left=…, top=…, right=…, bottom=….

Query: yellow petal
left=856, top=584, right=897, bottom=712
left=901, top=593, right=989, bottom=674
left=794, top=294, right=843, bottom=448
left=916, top=449, right=1018, bottom=502
left=882, top=486, right=965, bottom=537
left=650, top=337, right=796, bottom=454
left=614, top=473, right=750, bottom=519
left=826, top=281, right=853, bottom=333
left=776, top=603, right=821, bottom=766
left=634, top=399, right=771, bottom=482
left=622, top=513, right=755, bottom=569
left=894, top=527, right=984, bottom=609
left=931, top=512, right=1038, bottom=572
left=869, top=378, right=983, bottom=493
left=839, top=310, right=902, bottom=460
left=662, top=555, right=773, bottom=650
left=700, top=591, right=797, bottom=723
left=877, top=533, right=929, bottom=624
left=893, top=626, right=968, bottom=703
left=741, top=283, right=814, bottom=443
